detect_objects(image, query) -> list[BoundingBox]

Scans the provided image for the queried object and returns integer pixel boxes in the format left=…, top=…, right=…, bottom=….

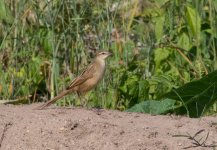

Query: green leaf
left=177, top=33, right=191, bottom=50
left=164, top=70, right=217, bottom=118
left=126, top=99, right=176, bottom=115
left=39, top=29, right=53, bottom=55
left=119, top=74, right=139, bottom=95
left=185, top=6, right=201, bottom=42
left=138, top=80, right=149, bottom=101
left=154, top=48, right=170, bottom=67
left=154, top=14, right=165, bottom=42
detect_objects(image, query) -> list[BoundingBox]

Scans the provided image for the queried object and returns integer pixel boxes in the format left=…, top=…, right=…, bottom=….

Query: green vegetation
left=0, top=0, right=217, bottom=117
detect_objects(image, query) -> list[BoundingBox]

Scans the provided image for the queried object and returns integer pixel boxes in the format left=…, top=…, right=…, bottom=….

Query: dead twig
left=0, top=122, right=13, bottom=148
left=173, top=129, right=217, bottom=149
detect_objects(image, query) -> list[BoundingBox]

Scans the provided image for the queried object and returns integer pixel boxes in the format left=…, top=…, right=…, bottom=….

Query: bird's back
left=67, top=58, right=106, bottom=94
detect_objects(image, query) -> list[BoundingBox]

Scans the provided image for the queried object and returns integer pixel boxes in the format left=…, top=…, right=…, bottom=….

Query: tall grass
left=0, top=0, right=217, bottom=115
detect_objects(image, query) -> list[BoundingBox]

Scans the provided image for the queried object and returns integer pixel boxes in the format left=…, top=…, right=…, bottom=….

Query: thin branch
left=173, top=129, right=217, bottom=149
left=0, top=122, right=13, bottom=148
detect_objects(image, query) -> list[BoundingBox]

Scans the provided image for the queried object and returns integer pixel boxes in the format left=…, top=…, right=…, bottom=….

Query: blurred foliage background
left=0, top=0, right=217, bottom=117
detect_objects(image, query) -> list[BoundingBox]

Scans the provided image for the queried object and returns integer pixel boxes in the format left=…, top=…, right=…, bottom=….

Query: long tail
left=36, top=89, right=73, bottom=110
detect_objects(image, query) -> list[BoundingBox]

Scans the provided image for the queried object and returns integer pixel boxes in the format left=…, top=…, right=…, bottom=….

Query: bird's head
left=96, top=51, right=113, bottom=60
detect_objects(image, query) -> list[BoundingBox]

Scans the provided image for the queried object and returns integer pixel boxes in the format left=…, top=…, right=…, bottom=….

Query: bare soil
left=0, top=104, right=217, bottom=150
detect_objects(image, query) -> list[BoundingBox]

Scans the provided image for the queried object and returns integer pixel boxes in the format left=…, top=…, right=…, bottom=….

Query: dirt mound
left=0, top=104, right=217, bottom=150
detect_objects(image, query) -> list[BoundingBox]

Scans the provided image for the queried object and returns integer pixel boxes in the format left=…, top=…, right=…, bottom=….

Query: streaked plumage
left=37, top=51, right=112, bottom=109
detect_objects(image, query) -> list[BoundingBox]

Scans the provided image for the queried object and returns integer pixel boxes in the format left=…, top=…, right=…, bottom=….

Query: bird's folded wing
left=67, top=63, right=96, bottom=89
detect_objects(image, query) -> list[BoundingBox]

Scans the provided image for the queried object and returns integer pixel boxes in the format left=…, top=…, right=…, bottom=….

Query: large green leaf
left=126, top=98, right=176, bottom=115
left=185, top=6, right=201, bottom=42
left=164, top=70, right=217, bottom=118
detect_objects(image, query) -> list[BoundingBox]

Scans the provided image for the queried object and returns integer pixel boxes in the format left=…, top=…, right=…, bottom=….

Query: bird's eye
left=102, top=52, right=105, bottom=55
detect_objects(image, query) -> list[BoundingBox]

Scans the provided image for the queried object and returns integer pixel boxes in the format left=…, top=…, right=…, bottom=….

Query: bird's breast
left=78, top=61, right=106, bottom=93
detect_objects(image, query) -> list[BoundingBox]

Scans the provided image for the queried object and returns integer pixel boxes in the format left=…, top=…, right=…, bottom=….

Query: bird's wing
left=66, top=63, right=96, bottom=89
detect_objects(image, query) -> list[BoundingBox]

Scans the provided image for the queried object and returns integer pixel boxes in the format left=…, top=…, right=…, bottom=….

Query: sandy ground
left=0, top=104, right=217, bottom=150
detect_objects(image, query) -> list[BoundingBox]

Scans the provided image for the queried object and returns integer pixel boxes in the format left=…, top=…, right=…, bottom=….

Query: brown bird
left=37, top=51, right=112, bottom=109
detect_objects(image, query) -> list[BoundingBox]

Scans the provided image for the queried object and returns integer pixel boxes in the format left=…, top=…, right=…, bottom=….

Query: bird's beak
left=108, top=51, right=113, bottom=56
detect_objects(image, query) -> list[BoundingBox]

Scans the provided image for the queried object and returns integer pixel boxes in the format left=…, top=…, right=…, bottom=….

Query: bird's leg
left=83, top=94, right=89, bottom=107
left=77, top=92, right=89, bottom=107
left=77, top=92, right=82, bottom=106
left=77, top=92, right=85, bottom=107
